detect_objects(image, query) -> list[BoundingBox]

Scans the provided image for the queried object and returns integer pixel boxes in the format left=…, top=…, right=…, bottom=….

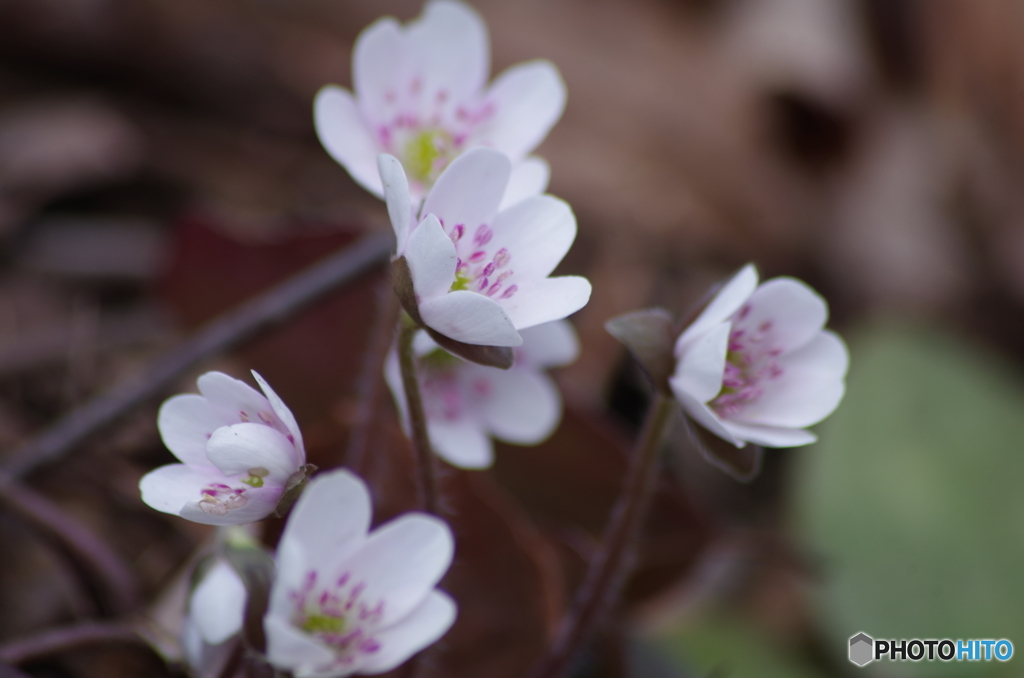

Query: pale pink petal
left=139, top=463, right=217, bottom=515
left=264, top=614, right=336, bottom=675
left=427, top=413, right=494, bottom=469
left=353, top=17, right=407, bottom=125
left=488, top=194, right=575, bottom=280
left=475, top=60, right=566, bottom=161
left=674, top=392, right=745, bottom=448
left=500, top=276, right=592, bottom=330
left=379, top=154, right=413, bottom=251
left=405, top=0, right=489, bottom=113
left=314, top=86, right=383, bottom=197
left=157, top=394, right=225, bottom=467
left=734, top=330, right=848, bottom=428
left=356, top=590, right=457, bottom=674
left=197, top=372, right=287, bottom=436
left=419, top=289, right=521, bottom=346
left=251, top=370, right=304, bottom=460
left=720, top=420, right=817, bottom=448
left=676, top=264, right=758, bottom=353
left=337, top=513, right=454, bottom=627
left=518, top=319, right=579, bottom=368
left=206, top=423, right=298, bottom=481
left=421, top=148, right=509, bottom=238
left=277, top=470, right=372, bottom=576
left=406, top=214, right=458, bottom=300
left=191, top=559, right=246, bottom=644
left=734, top=277, right=827, bottom=354
left=499, top=156, right=550, bottom=210
left=179, top=488, right=281, bottom=527
left=671, top=323, right=731, bottom=404
left=478, top=368, right=561, bottom=445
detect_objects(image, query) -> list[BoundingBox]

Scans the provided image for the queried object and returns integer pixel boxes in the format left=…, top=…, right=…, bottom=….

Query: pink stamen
left=493, top=248, right=510, bottom=268
left=473, top=224, right=493, bottom=246
left=500, top=284, right=518, bottom=299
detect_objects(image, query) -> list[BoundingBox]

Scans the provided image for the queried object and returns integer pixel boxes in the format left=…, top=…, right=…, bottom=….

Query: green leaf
left=794, top=323, right=1024, bottom=677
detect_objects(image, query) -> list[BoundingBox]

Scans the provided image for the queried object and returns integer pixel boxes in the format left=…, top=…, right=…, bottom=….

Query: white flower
left=383, top=148, right=591, bottom=348
left=181, top=557, right=246, bottom=673
left=264, top=470, right=456, bottom=677
left=669, top=264, right=849, bottom=448
left=140, top=371, right=307, bottom=526
left=315, top=0, right=565, bottom=205
left=385, top=320, right=579, bottom=469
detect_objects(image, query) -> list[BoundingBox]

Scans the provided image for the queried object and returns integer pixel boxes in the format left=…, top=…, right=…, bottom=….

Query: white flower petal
left=419, top=289, right=521, bottom=346
left=427, top=413, right=494, bottom=469
left=179, top=489, right=281, bottom=527
left=157, top=394, right=225, bottom=467
left=734, top=330, right=848, bottom=429
left=671, top=323, right=731, bottom=404
left=421, top=148, right=509, bottom=238
left=197, top=372, right=285, bottom=436
left=676, top=264, right=758, bottom=353
left=720, top=420, right=818, bottom=448
left=406, top=214, right=458, bottom=300
left=406, top=0, right=489, bottom=112
left=379, top=154, right=413, bottom=251
left=206, top=423, right=298, bottom=482
left=735, top=277, right=827, bottom=354
left=191, top=559, right=246, bottom=645
left=276, top=470, right=372, bottom=577
left=353, top=17, right=407, bottom=126
left=475, top=60, right=566, bottom=161
left=356, top=590, right=457, bottom=674
left=674, top=392, right=745, bottom=448
left=139, top=464, right=217, bottom=515
left=489, top=194, right=575, bottom=281
left=314, top=86, right=382, bottom=197
left=499, top=156, right=550, bottom=210
left=518, top=319, right=579, bottom=368
left=264, top=614, right=337, bottom=675
left=251, top=370, right=305, bottom=460
left=500, top=276, right=592, bottom=330
left=478, top=367, right=561, bottom=445
left=338, top=513, right=454, bottom=627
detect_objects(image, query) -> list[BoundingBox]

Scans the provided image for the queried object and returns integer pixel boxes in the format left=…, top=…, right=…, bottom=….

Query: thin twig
left=344, top=282, right=399, bottom=473
left=0, top=621, right=141, bottom=665
left=396, top=316, right=439, bottom=515
left=0, top=468, right=138, bottom=614
left=2, top=231, right=392, bottom=479
left=529, top=393, right=675, bottom=678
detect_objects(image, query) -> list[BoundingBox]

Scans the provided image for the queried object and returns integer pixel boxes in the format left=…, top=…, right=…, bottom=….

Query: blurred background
left=1, top=0, right=1023, bottom=676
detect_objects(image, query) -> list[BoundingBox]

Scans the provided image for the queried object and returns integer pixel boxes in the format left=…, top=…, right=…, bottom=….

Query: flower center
left=403, top=128, right=456, bottom=186
left=446, top=224, right=518, bottom=300
left=290, top=571, right=384, bottom=667
left=710, top=313, right=784, bottom=417
left=198, top=484, right=248, bottom=515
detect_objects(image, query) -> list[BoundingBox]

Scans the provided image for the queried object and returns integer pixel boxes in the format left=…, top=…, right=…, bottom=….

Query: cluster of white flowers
left=137, top=2, right=850, bottom=677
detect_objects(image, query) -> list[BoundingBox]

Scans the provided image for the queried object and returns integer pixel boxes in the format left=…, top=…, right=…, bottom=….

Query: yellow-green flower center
left=302, top=613, right=346, bottom=634
left=403, top=128, right=454, bottom=185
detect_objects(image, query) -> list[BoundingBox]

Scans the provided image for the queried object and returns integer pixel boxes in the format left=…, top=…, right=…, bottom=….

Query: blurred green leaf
left=794, top=323, right=1024, bottom=676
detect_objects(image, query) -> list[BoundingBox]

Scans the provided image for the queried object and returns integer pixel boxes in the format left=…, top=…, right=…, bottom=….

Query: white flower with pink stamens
left=315, top=0, right=564, bottom=205
left=669, top=264, right=849, bottom=448
left=382, top=147, right=591, bottom=349
left=385, top=320, right=579, bottom=468
left=264, top=470, right=456, bottom=677
left=140, top=371, right=307, bottom=526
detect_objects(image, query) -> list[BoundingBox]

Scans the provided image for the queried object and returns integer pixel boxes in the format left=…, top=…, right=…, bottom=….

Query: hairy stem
left=396, top=315, right=440, bottom=515
left=529, top=393, right=675, bottom=678
left=3, top=231, right=392, bottom=479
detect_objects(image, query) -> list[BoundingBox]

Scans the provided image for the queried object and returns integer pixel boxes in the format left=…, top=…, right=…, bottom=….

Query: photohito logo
left=848, top=633, right=1013, bottom=666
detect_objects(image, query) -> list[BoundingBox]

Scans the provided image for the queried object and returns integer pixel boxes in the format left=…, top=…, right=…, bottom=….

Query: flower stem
left=529, top=392, right=675, bottom=678
left=397, top=314, right=440, bottom=515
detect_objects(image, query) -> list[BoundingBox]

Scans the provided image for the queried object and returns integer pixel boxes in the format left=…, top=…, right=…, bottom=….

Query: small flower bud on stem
left=397, top=313, right=441, bottom=515
left=530, top=393, right=676, bottom=678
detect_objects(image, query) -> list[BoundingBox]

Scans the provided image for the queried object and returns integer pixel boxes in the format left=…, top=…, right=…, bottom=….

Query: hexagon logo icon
left=849, top=632, right=874, bottom=666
